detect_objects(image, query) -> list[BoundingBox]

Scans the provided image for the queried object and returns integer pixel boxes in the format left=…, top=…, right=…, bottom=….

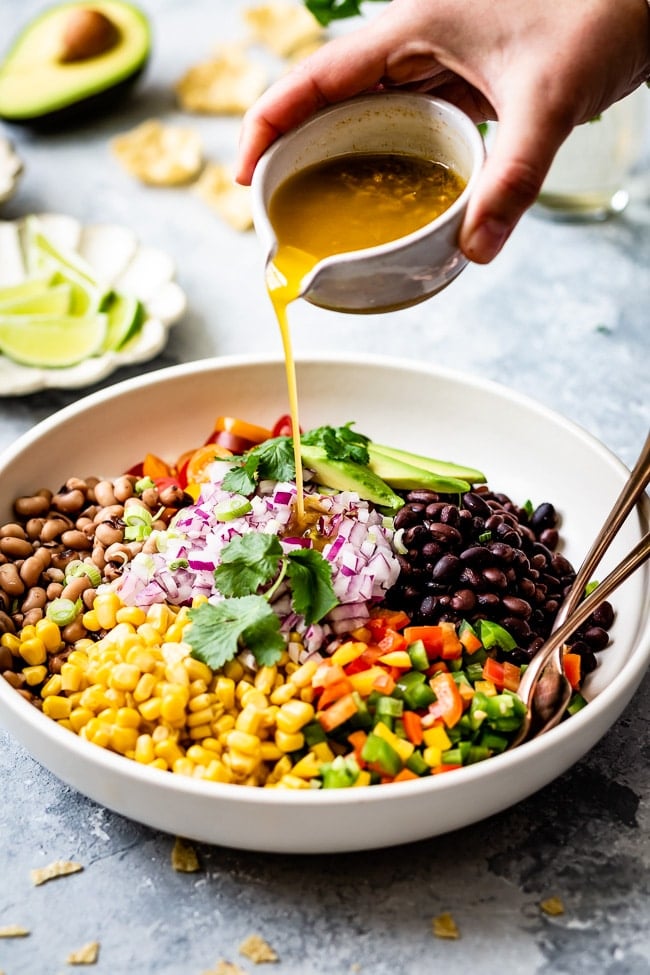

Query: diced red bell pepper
left=482, top=657, right=505, bottom=689
left=402, top=710, right=424, bottom=746
left=428, top=672, right=464, bottom=729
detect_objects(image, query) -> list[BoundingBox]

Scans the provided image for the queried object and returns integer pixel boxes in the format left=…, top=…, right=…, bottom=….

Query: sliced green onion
left=213, top=496, right=253, bottom=521
left=46, top=597, right=82, bottom=626
left=123, top=503, right=154, bottom=541
left=135, top=476, right=156, bottom=494
left=478, top=530, right=492, bottom=543
left=64, top=560, right=101, bottom=588
left=169, top=558, right=189, bottom=570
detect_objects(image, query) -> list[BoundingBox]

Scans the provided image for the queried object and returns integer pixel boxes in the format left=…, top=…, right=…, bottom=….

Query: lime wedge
left=0, top=274, right=54, bottom=304
left=0, top=282, right=72, bottom=315
left=0, top=312, right=107, bottom=367
left=23, top=216, right=98, bottom=286
left=102, top=292, right=146, bottom=351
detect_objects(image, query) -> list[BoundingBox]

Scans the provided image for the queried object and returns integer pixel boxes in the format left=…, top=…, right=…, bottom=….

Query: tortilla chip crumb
left=239, top=934, right=279, bottom=963
left=176, top=46, right=267, bottom=115
left=350, top=965, right=362, bottom=973
left=243, top=2, right=323, bottom=57
left=540, top=895, right=565, bottom=916
left=112, top=120, right=203, bottom=186
left=30, top=860, right=84, bottom=886
left=66, top=941, right=100, bottom=965
left=432, top=912, right=460, bottom=940
left=171, top=837, right=201, bottom=873
left=194, top=164, right=253, bottom=232
left=201, top=963, right=248, bottom=975
left=0, top=925, right=30, bottom=938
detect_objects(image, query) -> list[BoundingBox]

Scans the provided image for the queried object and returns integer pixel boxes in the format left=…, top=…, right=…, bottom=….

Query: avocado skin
left=300, top=444, right=404, bottom=513
left=369, top=443, right=486, bottom=487
left=3, top=67, right=147, bottom=130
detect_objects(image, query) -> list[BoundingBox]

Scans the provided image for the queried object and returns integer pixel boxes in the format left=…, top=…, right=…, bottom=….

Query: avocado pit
left=59, top=8, right=121, bottom=63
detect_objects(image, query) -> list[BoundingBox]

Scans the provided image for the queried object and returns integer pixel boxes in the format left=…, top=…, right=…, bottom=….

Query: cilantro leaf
left=301, top=423, right=370, bottom=466
left=305, top=0, right=379, bottom=27
left=286, top=548, right=339, bottom=625
left=222, top=437, right=295, bottom=494
left=187, top=596, right=285, bottom=669
left=214, top=533, right=283, bottom=596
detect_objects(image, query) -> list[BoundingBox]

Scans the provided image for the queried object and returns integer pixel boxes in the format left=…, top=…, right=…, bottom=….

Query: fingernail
left=464, top=217, right=511, bottom=263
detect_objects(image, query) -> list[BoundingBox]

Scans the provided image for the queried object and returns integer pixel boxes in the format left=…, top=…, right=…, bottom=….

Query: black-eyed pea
left=21, top=587, right=47, bottom=612
left=14, top=494, right=50, bottom=518
left=140, top=487, right=159, bottom=509
left=113, top=475, right=136, bottom=502
left=25, top=517, right=47, bottom=540
left=60, top=529, right=92, bottom=551
left=0, top=563, right=24, bottom=596
left=0, top=523, right=28, bottom=540
left=94, top=522, right=124, bottom=547
left=20, top=554, right=47, bottom=588
left=50, top=549, right=78, bottom=572
left=91, top=545, right=106, bottom=571
left=75, top=515, right=95, bottom=533
left=104, top=542, right=131, bottom=565
left=3, top=670, right=24, bottom=688
left=0, top=536, right=33, bottom=559
left=61, top=575, right=91, bottom=602
left=43, top=565, right=64, bottom=583
left=0, top=609, right=16, bottom=634
left=61, top=617, right=88, bottom=643
left=22, top=607, right=44, bottom=627
left=0, top=644, right=13, bottom=670
left=93, top=480, right=118, bottom=507
left=94, top=504, right=124, bottom=524
left=65, top=477, right=88, bottom=493
left=40, top=515, right=73, bottom=543
left=82, top=588, right=97, bottom=610
left=51, top=488, right=86, bottom=514
left=46, top=582, right=64, bottom=601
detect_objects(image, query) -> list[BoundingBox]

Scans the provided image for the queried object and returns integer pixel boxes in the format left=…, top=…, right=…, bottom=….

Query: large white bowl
left=0, top=355, right=648, bottom=853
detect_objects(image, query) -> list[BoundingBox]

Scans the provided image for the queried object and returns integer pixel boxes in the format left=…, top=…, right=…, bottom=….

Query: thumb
left=460, top=104, right=572, bottom=263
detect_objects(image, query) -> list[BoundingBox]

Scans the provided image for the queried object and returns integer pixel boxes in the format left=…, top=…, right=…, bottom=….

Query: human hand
left=236, top=0, right=650, bottom=263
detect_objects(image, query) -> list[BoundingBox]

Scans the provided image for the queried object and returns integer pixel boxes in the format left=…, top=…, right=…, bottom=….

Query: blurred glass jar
left=535, top=87, right=649, bottom=220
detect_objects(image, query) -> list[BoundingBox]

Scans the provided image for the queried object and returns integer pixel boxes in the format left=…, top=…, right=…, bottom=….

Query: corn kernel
left=254, top=666, right=277, bottom=695
left=184, top=658, right=213, bottom=685
left=115, top=706, right=141, bottom=729
left=81, top=609, right=101, bottom=632
left=138, top=697, right=163, bottom=722
left=235, top=679, right=254, bottom=703
left=134, top=734, right=156, bottom=764
left=188, top=691, right=213, bottom=711
left=135, top=622, right=162, bottom=647
left=79, top=684, right=107, bottom=711
left=235, top=704, right=264, bottom=736
left=83, top=722, right=111, bottom=748
left=160, top=692, right=189, bottom=725
left=202, top=760, right=231, bottom=783
left=69, top=707, right=94, bottom=733
left=116, top=605, right=147, bottom=627
left=154, top=739, right=185, bottom=765
left=276, top=773, right=311, bottom=789
left=213, top=713, right=235, bottom=736
left=214, top=677, right=235, bottom=710
left=188, top=724, right=213, bottom=740
left=276, top=700, right=315, bottom=735
left=289, top=658, right=319, bottom=688
left=41, top=675, right=63, bottom=697
left=67, top=649, right=89, bottom=668
left=42, top=695, right=72, bottom=720
left=200, top=737, right=222, bottom=754
left=270, top=682, right=297, bottom=705
left=310, top=741, right=336, bottom=763
left=274, top=729, right=304, bottom=753
left=60, top=663, right=83, bottom=693
left=22, top=665, right=48, bottom=686
left=111, top=726, right=139, bottom=755
left=173, top=757, right=195, bottom=776
left=186, top=744, right=219, bottom=766
left=34, top=618, right=62, bottom=653
left=227, top=751, right=261, bottom=777
left=186, top=707, right=214, bottom=728
left=299, top=687, right=315, bottom=704
left=93, top=591, right=121, bottom=629
left=0, top=632, right=20, bottom=653
left=126, top=647, right=158, bottom=673
left=149, top=757, right=168, bottom=771
left=19, top=637, right=46, bottom=666
left=223, top=659, right=244, bottom=682
left=145, top=603, right=173, bottom=633
left=133, top=672, right=157, bottom=703
left=225, top=730, right=261, bottom=756
left=260, top=741, right=283, bottom=762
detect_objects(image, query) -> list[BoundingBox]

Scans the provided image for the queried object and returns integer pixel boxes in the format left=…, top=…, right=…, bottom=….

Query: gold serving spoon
left=510, top=429, right=650, bottom=748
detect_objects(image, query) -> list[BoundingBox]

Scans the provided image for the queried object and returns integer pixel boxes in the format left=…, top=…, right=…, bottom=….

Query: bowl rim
left=1, top=352, right=648, bottom=814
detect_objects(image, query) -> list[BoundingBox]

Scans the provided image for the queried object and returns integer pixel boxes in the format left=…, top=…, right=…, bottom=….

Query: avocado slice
left=368, top=443, right=486, bottom=492
left=0, top=1, right=151, bottom=127
left=300, top=444, right=404, bottom=513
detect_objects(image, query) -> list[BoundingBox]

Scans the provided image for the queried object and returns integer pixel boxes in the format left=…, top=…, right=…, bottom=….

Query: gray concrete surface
left=1, top=2, right=649, bottom=973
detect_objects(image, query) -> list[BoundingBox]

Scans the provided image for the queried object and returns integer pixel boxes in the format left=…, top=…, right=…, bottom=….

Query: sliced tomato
left=142, top=452, right=172, bottom=479
left=185, top=443, right=234, bottom=485
left=204, top=429, right=254, bottom=454
left=213, top=416, right=272, bottom=444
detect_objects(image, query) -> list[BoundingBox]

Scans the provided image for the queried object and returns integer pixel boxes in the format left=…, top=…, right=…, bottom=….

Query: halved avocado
left=0, top=1, right=151, bottom=127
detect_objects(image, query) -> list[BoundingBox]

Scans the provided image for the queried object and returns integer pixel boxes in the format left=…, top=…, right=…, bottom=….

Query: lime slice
left=0, top=282, right=72, bottom=315
left=0, top=312, right=107, bottom=367
left=102, top=292, right=146, bottom=351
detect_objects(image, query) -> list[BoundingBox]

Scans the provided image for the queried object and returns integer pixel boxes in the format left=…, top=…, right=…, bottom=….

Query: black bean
left=428, top=523, right=462, bottom=545
left=530, top=502, right=557, bottom=532
left=406, top=490, right=440, bottom=504
left=430, top=554, right=462, bottom=582
left=591, top=601, right=615, bottom=630
left=450, top=589, right=477, bottom=612
left=581, top=626, right=610, bottom=651
left=502, top=595, right=532, bottom=618
left=460, top=545, right=494, bottom=566
left=394, top=504, right=426, bottom=530
left=462, top=492, right=492, bottom=519
left=482, top=567, right=508, bottom=590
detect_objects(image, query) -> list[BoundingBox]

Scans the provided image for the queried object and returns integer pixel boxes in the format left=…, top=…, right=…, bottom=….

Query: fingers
left=460, top=101, right=573, bottom=263
left=236, top=31, right=389, bottom=185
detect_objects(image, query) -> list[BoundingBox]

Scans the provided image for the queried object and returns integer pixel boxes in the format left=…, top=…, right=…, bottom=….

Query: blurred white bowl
left=0, top=354, right=648, bottom=853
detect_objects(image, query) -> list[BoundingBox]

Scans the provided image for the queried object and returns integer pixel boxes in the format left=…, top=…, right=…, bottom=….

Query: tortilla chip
left=194, top=164, right=253, bottom=231
left=239, top=933, right=279, bottom=963
left=171, top=836, right=201, bottom=873
left=112, top=120, right=203, bottom=186
left=540, top=895, right=565, bottom=916
left=243, top=2, right=323, bottom=57
left=0, top=925, right=30, bottom=938
left=201, top=963, right=248, bottom=975
left=432, top=911, right=460, bottom=940
left=66, top=941, right=100, bottom=965
left=176, top=46, right=267, bottom=115
left=30, top=860, right=84, bottom=886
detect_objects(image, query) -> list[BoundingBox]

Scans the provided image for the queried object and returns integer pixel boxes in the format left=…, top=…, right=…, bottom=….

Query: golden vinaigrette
left=265, top=152, right=466, bottom=521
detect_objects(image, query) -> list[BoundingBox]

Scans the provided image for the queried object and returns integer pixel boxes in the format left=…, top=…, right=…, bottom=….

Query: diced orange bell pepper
left=563, top=651, right=581, bottom=690
left=142, top=452, right=172, bottom=479
left=403, top=625, right=444, bottom=656
left=482, top=656, right=505, bottom=689
left=318, top=693, right=359, bottom=732
left=402, top=710, right=423, bottom=746
left=213, top=416, right=272, bottom=444
left=502, top=661, right=522, bottom=692
left=393, top=767, right=419, bottom=783
left=428, top=672, right=464, bottom=729
left=439, top=621, right=463, bottom=660
left=317, top=677, right=354, bottom=710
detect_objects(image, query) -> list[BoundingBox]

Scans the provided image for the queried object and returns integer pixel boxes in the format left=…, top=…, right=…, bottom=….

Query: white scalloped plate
left=0, top=134, right=22, bottom=205
left=0, top=212, right=187, bottom=395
